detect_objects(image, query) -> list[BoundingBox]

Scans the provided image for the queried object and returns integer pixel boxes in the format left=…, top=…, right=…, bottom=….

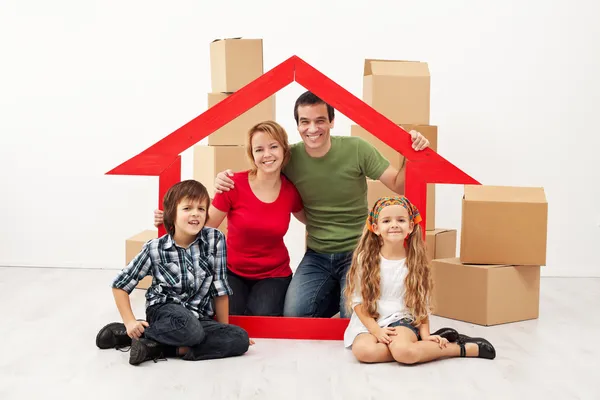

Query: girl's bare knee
left=352, top=343, right=377, bottom=363
left=391, top=343, right=419, bottom=365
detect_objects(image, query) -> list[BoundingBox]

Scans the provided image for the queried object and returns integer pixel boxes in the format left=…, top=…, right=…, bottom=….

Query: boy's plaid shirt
left=112, top=227, right=232, bottom=318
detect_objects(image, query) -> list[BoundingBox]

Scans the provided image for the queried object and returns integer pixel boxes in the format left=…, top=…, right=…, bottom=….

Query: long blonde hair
left=344, top=200, right=433, bottom=326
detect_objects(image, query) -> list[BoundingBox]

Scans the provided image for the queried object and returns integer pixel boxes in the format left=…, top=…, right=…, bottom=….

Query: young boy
left=96, top=180, right=251, bottom=366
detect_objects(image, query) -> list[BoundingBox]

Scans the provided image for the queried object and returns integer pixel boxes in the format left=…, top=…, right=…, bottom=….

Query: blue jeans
left=227, top=268, right=292, bottom=316
left=283, top=248, right=354, bottom=318
left=144, top=303, right=249, bottom=361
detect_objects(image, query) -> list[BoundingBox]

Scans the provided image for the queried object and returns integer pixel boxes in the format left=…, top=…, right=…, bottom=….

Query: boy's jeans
left=283, top=248, right=354, bottom=318
left=144, top=303, right=249, bottom=361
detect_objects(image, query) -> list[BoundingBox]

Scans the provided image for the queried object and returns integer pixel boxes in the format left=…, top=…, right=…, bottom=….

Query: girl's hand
left=424, top=334, right=448, bottom=349
left=373, top=327, right=396, bottom=344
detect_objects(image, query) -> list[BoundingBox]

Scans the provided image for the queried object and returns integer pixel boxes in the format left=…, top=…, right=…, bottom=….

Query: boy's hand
left=125, top=320, right=149, bottom=339
left=372, top=326, right=396, bottom=345
left=215, top=170, right=235, bottom=194
left=154, top=209, right=164, bottom=228
left=423, top=334, right=448, bottom=349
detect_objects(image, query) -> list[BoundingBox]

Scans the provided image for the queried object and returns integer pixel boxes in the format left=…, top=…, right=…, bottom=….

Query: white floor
left=0, top=267, right=598, bottom=400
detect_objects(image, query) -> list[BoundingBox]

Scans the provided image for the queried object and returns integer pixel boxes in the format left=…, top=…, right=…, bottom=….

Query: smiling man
left=215, top=91, right=430, bottom=319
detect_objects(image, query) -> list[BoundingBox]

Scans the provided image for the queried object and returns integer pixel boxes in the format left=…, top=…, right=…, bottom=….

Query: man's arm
left=378, top=163, right=406, bottom=195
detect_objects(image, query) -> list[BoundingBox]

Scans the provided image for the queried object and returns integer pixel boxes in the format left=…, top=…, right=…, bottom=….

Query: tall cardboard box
left=366, top=180, right=435, bottom=231
left=431, top=258, right=540, bottom=326
left=193, top=145, right=249, bottom=197
left=363, top=59, right=430, bottom=124
left=210, top=38, right=263, bottom=92
left=206, top=93, right=276, bottom=146
left=425, top=229, right=457, bottom=262
left=460, top=185, right=548, bottom=266
left=354, top=124, right=437, bottom=230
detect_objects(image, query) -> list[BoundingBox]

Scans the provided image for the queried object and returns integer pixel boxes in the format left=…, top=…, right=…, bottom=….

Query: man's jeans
left=283, top=248, right=354, bottom=318
left=144, top=303, right=249, bottom=361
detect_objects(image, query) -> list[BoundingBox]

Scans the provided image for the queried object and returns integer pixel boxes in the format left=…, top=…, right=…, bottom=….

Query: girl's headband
left=366, top=196, right=422, bottom=233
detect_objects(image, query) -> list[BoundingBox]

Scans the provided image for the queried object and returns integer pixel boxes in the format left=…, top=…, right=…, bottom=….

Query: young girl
left=343, top=196, right=496, bottom=364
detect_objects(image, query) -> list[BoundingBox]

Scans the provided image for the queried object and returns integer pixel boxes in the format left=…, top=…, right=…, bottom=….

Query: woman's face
left=251, top=131, right=284, bottom=175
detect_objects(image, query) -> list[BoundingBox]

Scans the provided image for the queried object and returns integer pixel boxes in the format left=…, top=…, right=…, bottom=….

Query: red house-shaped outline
left=107, top=55, right=480, bottom=341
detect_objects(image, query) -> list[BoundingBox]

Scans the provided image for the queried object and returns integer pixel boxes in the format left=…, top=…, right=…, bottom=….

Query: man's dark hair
left=293, top=91, right=335, bottom=124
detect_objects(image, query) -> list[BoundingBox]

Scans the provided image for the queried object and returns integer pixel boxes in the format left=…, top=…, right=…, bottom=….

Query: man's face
left=296, top=103, right=334, bottom=153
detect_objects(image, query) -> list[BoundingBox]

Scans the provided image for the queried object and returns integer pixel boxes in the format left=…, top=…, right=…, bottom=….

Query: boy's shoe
left=458, top=333, right=496, bottom=360
left=96, top=322, right=132, bottom=349
left=431, top=327, right=459, bottom=343
left=129, top=338, right=167, bottom=366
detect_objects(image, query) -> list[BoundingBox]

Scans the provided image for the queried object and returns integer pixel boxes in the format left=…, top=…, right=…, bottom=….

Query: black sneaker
left=96, top=322, right=132, bottom=350
left=431, top=327, right=459, bottom=343
left=129, top=338, right=167, bottom=366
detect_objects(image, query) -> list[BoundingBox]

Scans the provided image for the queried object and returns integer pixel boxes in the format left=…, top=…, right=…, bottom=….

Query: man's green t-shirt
left=283, top=135, right=390, bottom=254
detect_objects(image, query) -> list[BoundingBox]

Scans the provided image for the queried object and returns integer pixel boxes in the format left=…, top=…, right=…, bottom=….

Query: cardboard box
left=363, top=59, right=430, bottom=124
left=126, top=230, right=157, bottom=290
left=210, top=38, right=263, bottom=92
left=193, top=145, right=249, bottom=197
left=350, top=124, right=438, bottom=171
left=206, top=93, right=276, bottom=146
left=366, top=180, right=436, bottom=231
left=431, top=258, right=540, bottom=326
left=460, top=185, right=548, bottom=266
left=425, top=229, right=457, bottom=262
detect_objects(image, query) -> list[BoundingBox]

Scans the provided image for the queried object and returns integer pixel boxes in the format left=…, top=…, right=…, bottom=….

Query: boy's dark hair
left=293, top=91, right=335, bottom=125
left=162, top=180, right=210, bottom=236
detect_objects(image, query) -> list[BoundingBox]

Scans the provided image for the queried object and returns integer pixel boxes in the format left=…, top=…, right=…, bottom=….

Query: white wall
left=1, top=0, right=599, bottom=276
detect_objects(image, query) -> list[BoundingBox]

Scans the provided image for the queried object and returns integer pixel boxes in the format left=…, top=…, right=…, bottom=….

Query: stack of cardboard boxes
left=124, top=38, right=272, bottom=289
left=431, top=185, right=548, bottom=325
left=354, top=59, right=457, bottom=263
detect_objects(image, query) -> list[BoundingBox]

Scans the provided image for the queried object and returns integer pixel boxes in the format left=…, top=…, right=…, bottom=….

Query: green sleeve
left=356, top=137, right=390, bottom=180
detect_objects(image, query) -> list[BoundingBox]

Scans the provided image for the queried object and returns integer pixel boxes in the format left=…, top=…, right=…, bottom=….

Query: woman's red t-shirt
left=211, top=171, right=303, bottom=279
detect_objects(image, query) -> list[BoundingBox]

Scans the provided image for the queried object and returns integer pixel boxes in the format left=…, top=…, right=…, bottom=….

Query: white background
left=1, top=0, right=599, bottom=276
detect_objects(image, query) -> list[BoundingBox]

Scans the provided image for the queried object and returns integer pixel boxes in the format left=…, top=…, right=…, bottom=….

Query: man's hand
left=125, top=319, right=149, bottom=339
left=154, top=209, right=164, bottom=228
left=410, top=130, right=430, bottom=151
left=215, top=170, right=235, bottom=194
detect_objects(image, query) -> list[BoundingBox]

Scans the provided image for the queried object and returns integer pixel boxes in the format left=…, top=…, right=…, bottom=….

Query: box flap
left=211, top=37, right=243, bottom=42
left=364, top=59, right=429, bottom=76
left=464, top=185, right=547, bottom=203
left=433, top=257, right=512, bottom=269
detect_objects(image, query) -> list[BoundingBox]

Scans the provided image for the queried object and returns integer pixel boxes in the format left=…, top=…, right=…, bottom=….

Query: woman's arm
left=205, top=205, right=227, bottom=229
left=293, top=209, right=307, bottom=225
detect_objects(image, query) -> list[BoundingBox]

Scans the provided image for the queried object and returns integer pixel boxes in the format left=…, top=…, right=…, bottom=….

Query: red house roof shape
left=106, top=55, right=481, bottom=340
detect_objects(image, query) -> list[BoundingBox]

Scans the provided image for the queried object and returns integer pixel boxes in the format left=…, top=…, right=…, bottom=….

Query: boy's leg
left=182, top=320, right=250, bottom=361
left=143, top=303, right=205, bottom=347
left=245, top=275, right=292, bottom=316
left=226, top=269, right=250, bottom=316
left=283, top=249, right=338, bottom=318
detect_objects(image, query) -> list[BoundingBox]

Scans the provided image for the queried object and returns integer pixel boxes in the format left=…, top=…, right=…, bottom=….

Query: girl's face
left=373, top=205, right=414, bottom=243
left=251, top=131, right=284, bottom=175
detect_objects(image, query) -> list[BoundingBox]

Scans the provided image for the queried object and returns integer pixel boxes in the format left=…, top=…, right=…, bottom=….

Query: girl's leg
left=388, top=327, right=480, bottom=365
left=351, top=333, right=395, bottom=363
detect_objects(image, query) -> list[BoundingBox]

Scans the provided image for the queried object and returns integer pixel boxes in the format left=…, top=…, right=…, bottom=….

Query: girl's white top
left=343, top=255, right=413, bottom=348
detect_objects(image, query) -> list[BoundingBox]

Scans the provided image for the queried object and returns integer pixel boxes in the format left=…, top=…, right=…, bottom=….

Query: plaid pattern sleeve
left=208, top=229, right=233, bottom=297
left=111, top=241, right=153, bottom=294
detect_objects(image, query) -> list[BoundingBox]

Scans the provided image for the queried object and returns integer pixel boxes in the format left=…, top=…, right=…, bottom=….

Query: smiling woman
left=154, top=121, right=307, bottom=317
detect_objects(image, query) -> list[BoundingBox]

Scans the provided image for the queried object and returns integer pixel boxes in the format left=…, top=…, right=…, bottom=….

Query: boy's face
left=296, top=103, right=333, bottom=152
left=174, top=197, right=208, bottom=238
